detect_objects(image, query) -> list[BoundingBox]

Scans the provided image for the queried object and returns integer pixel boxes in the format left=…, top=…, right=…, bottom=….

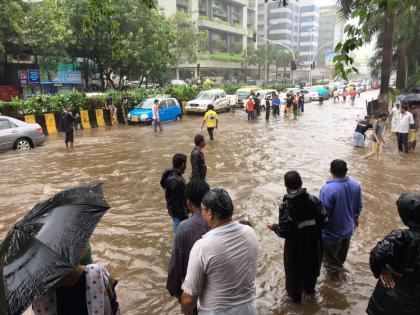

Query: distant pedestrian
left=285, top=94, right=293, bottom=117
left=267, top=171, right=328, bottom=303
left=160, top=153, right=189, bottom=234
left=181, top=189, right=258, bottom=315
left=299, top=92, right=305, bottom=114
left=246, top=96, right=255, bottom=121
left=366, top=193, right=420, bottom=315
left=201, top=104, right=218, bottom=141
left=408, top=103, right=419, bottom=152
left=292, top=95, right=299, bottom=120
left=349, top=89, right=356, bottom=105
left=272, top=93, right=280, bottom=117
left=167, top=179, right=211, bottom=303
left=122, top=95, right=131, bottom=118
left=396, top=105, right=414, bottom=153
left=333, top=89, right=339, bottom=103
left=253, top=92, right=261, bottom=117
left=152, top=99, right=163, bottom=132
left=190, top=134, right=207, bottom=180
left=390, top=104, right=400, bottom=135
left=320, top=159, right=362, bottom=280
left=353, top=115, right=372, bottom=147
left=105, top=95, right=116, bottom=121
left=265, top=94, right=271, bottom=121
left=342, top=89, right=347, bottom=102
left=61, top=106, right=75, bottom=149
left=362, top=113, right=387, bottom=160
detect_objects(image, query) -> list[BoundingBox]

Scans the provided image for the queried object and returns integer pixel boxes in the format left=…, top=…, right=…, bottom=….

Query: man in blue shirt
left=319, top=159, right=362, bottom=280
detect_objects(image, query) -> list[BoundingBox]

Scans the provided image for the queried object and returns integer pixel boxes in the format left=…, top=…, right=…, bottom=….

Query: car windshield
left=196, top=92, right=215, bottom=100
left=236, top=90, right=250, bottom=96
left=138, top=99, right=156, bottom=109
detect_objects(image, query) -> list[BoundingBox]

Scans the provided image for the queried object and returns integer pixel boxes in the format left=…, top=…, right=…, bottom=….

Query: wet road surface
left=1, top=90, right=419, bottom=314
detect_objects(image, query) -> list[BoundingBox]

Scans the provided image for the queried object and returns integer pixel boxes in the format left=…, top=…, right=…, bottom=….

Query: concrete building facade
left=157, top=0, right=257, bottom=80
left=298, top=0, right=319, bottom=66
left=317, top=5, right=345, bottom=67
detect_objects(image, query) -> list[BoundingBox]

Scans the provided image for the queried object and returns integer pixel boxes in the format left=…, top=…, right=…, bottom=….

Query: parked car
left=256, top=89, right=278, bottom=110
left=0, top=116, right=45, bottom=152
left=127, top=97, right=182, bottom=124
left=310, top=86, right=330, bottom=100
left=301, top=89, right=318, bottom=102
left=185, top=89, right=229, bottom=114
left=235, top=87, right=259, bottom=107
left=170, top=79, right=188, bottom=86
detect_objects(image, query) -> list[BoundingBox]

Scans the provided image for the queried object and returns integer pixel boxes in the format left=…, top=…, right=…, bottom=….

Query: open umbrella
left=403, top=93, right=420, bottom=103
left=314, top=87, right=329, bottom=97
left=0, top=183, right=110, bottom=315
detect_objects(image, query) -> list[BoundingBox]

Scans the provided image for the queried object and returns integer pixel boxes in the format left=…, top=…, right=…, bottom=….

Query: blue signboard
left=59, top=71, right=82, bottom=84
left=325, top=51, right=337, bottom=66
left=28, top=69, right=40, bottom=84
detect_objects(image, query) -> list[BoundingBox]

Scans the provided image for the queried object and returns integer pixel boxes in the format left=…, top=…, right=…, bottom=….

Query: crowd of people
left=160, top=132, right=420, bottom=315
left=245, top=91, right=305, bottom=122
left=353, top=103, right=419, bottom=157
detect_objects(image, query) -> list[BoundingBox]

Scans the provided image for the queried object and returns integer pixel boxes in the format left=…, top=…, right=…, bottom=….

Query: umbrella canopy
left=0, top=183, right=109, bottom=315
left=403, top=93, right=420, bottom=103
left=314, top=87, right=329, bottom=96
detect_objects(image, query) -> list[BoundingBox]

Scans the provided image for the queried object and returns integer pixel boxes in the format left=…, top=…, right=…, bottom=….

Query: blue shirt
left=272, top=98, right=280, bottom=106
left=319, top=177, right=362, bottom=245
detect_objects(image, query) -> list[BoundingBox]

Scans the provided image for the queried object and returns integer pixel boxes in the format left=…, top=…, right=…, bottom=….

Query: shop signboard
left=59, top=71, right=82, bottom=84
left=325, top=51, right=337, bottom=66
left=28, top=69, right=40, bottom=84
left=18, top=70, right=28, bottom=85
left=40, top=70, right=59, bottom=84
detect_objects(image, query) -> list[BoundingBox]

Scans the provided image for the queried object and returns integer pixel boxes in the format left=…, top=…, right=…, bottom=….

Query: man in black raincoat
left=267, top=171, right=328, bottom=303
left=367, top=193, right=420, bottom=315
left=160, top=153, right=189, bottom=234
left=190, top=134, right=207, bottom=180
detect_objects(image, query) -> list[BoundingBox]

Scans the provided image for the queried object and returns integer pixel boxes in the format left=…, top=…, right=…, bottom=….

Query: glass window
left=0, top=119, right=11, bottom=130
left=220, top=91, right=226, bottom=98
left=215, top=93, right=221, bottom=100
left=167, top=99, right=177, bottom=107
left=159, top=100, right=168, bottom=109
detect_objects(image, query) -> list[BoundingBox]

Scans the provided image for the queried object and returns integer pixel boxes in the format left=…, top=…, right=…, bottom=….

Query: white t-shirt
left=333, top=90, right=339, bottom=97
left=152, top=104, right=159, bottom=120
left=397, top=111, right=414, bottom=133
left=182, top=222, right=258, bottom=314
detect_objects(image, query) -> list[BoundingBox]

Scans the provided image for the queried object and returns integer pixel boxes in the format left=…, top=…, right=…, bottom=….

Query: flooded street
left=1, top=90, right=419, bottom=314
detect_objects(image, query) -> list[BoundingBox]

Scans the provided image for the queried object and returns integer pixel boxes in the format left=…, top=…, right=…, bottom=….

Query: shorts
left=65, top=131, right=74, bottom=144
left=408, top=128, right=418, bottom=142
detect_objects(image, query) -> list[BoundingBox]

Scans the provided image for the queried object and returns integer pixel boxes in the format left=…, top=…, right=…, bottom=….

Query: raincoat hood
left=160, top=168, right=178, bottom=189
left=285, top=188, right=309, bottom=207
left=397, top=193, right=420, bottom=229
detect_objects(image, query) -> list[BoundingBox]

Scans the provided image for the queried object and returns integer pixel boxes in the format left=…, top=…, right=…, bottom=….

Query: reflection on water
left=1, top=91, right=418, bottom=314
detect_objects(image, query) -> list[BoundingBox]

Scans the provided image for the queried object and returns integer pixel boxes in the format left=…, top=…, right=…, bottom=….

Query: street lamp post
left=257, top=35, right=296, bottom=84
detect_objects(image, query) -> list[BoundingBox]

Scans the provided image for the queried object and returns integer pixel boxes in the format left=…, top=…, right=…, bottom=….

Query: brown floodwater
left=1, top=90, right=419, bottom=315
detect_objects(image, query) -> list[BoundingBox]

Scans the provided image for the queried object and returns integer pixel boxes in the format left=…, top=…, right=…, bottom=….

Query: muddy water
left=1, top=90, right=419, bottom=315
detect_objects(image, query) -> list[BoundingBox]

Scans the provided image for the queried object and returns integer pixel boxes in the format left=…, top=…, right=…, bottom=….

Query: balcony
left=198, top=17, right=247, bottom=35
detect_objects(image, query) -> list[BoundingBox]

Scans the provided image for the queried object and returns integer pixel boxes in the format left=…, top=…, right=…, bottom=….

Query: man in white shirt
left=390, top=104, right=400, bottom=135
left=152, top=99, right=163, bottom=132
left=181, top=189, right=258, bottom=315
left=396, top=104, right=414, bottom=153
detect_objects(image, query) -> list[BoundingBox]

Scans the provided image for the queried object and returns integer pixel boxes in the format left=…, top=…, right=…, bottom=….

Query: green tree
left=0, top=0, right=24, bottom=54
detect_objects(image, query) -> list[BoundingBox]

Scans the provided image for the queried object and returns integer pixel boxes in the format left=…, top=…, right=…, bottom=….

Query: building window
left=231, top=35, right=243, bottom=54
left=232, top=5, right=242, bottom=26
left=212, top=0, right=228, bottom=23
left=300, top=16, right=315, bottom=23
left=269, top=12, right=293, bottom=20
left=176, top=0, right=189, bottom=13
left=269, top=22, right=292, bottom=30
left=199, top=0, right=207, bottom=16
left=300, top=5, right=316, bottom=13
left=211, top=31, right=228, bottom=53
left=269, top=33, right=292, bottom=41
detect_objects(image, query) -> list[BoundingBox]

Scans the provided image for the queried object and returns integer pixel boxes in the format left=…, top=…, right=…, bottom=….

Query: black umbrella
left=0, top=183, right=110, bottom=315
left=403, top=93, right=420, bottom=103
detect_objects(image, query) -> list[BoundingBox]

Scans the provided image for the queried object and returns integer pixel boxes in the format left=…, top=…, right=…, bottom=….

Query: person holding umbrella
left=0, top=184, right=120, bottom=315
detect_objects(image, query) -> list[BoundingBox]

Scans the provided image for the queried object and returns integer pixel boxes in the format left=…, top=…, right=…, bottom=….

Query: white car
left=301, top=89, right=318, bottom=102
left=279, top=88, right=300, bottom=102
left=186, top=89, right=229, bottom=114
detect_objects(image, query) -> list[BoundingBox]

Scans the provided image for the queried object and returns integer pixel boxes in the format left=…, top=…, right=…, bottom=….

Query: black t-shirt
left=355, top=120, right=373, bottom=135
left=286, top=98, right=292, bottom=107
left=56, top=271, right=88, bottom=315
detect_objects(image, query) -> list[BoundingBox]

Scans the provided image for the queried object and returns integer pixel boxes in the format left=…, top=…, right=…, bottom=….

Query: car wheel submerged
left=14, top=138, right=32, bottom=150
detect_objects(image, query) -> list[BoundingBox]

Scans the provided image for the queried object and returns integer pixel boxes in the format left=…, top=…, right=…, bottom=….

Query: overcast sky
left=317, top=0, right=337, bottom=6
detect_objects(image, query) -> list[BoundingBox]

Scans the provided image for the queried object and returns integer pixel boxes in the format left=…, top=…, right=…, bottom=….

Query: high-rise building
left=298, top=0, right=319, bottom=66
left=257, top=0, right=300, bottom=53
left=157, top=0, right=257, bottom=80
left=317, top=5, right=345, bottom=67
